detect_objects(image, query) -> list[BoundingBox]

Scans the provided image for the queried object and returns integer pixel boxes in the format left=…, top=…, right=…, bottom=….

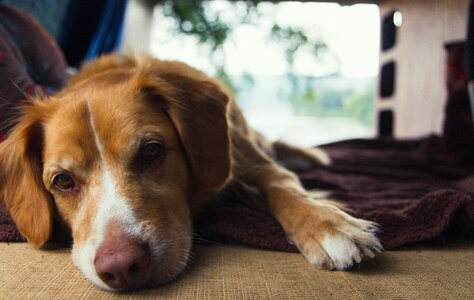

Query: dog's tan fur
left=0, top=55, right=381, bottom=290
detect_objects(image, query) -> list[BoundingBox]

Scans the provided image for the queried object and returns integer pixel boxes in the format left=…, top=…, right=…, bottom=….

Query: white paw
left=320, top=229, right=380, bottom=270
left=321, top=233, right=363, bottom=269
left=287, top=203, right=382, bottom=270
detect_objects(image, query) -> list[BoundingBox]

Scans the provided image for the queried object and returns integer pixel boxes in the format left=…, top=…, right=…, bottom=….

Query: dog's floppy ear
left=0, top=103, right=53, bottom=248
left=139, top=61, right=231, bottom=192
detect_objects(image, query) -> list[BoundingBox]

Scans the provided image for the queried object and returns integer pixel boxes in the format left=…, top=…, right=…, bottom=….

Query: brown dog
left=0, top=55, right=381, bottom=291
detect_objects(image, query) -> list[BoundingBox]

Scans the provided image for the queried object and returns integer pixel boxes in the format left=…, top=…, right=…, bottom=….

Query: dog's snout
left=94, top=239, right=151, bottom=289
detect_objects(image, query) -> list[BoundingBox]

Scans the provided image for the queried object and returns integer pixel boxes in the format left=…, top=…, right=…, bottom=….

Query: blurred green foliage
left=158, top=0, right=329, bottom=90
left=161, top=1, right=231, bottom=51
left=291, top=80, right=375, bottom=126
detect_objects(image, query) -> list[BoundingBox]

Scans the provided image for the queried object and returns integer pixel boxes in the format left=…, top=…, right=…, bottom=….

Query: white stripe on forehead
left=86, top=100, right=106, bottom=160
left=85, top=99, right=136, bottom=226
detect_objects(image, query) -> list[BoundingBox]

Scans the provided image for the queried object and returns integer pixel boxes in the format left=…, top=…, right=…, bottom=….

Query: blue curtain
left=84, top=0, right=128, bottom=61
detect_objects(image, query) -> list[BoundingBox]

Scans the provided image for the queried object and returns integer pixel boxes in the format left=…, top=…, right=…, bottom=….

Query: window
left=378, top=109, right=394, bottom=137
left=380, top=61, right=396, bottom=98
left=148, top=1, right=379, bottom=146
left=381, top=10, right=402, bottom=51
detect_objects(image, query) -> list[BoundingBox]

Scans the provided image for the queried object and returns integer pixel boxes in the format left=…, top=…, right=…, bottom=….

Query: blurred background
left=0, top=0, right=472, bottom=149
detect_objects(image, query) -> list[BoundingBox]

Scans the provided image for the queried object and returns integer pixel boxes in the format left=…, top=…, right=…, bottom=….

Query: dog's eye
left=141, top=141, right=163, bottom=162
left=53, top=173, right=75, bottom=191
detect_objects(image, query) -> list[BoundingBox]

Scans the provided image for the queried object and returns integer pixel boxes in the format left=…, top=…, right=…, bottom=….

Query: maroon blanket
left=193, top=136, right=474, bottom=251
left=1, top=136, right=474, bottom=250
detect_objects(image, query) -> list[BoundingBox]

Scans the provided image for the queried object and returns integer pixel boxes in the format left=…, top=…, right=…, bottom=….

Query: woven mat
left=0, top=241, right=473, bottom=299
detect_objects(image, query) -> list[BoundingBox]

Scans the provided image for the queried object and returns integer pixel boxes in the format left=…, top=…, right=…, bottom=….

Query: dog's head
left=0, top=55, right=231, bottom=290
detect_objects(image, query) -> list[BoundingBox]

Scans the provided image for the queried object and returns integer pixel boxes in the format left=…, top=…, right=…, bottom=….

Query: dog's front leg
left=229, top=118, right=381, bottom=269
left=252, top=163, right=382, bottom=269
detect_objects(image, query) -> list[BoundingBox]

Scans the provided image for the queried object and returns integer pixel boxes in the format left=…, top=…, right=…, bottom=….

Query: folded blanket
left=193, top=136, right=474, bottom=251
left=1, top=136, right=473, bottom=251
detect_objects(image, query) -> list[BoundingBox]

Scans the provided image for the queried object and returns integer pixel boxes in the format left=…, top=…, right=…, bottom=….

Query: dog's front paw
left=286, top=201, right=382, bottom=270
